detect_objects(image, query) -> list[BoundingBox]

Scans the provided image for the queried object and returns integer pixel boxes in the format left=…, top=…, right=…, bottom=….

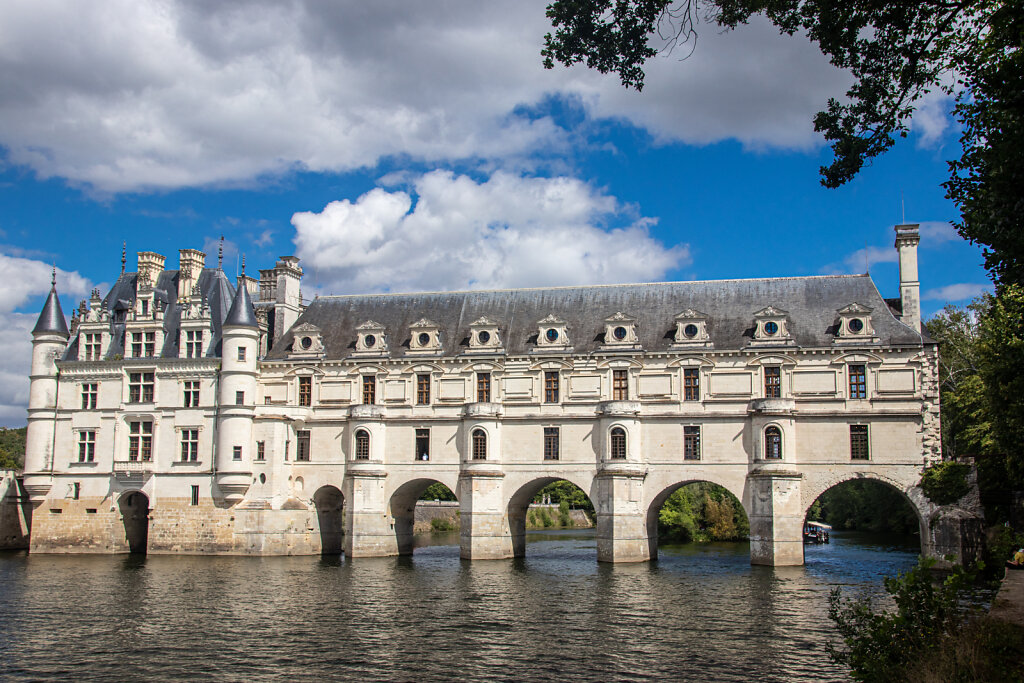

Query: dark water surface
left=0, top=530, right=918, bottom=681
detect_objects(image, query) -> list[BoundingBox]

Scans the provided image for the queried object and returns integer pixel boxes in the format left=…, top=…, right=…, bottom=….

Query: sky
left=0, top=0, right=990, bottom=425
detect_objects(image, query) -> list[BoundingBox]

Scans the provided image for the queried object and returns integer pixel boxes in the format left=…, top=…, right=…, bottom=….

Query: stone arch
left=313, top=485, right=345, bottom=555
left=505, top=474, right=595, bottom=557
left=645, top=477, right=749, bottom=560
left=388, top=476, right=460, bottom=555
left=118, top=490, right=150, bottom=554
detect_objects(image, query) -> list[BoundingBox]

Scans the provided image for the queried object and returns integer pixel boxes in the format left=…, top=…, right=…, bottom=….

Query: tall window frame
left=298, top=376, right=312, bottom=407
left=472, top=428, right=487, bottom=460
left=78, top=430, right=96, bottom=463
left=362, top=375, right=376, bottom=405
left=683, top=425, right=701, bottom=460
left=544, top=371, right=560, bottom=404
left=81, top=383, right=98, bottom=410
left=764, top=425, right=782, bottom=460
left=609, top=426, right=627, bottom=459
left=612, top=369, right=628, bottom=401
left=476, top=372, right=491, bottom=403
left=543, top=427, right=559, bottom=461
left=850, top=424, right=870, bottom=460
left=128, top=372, right=154, bottom=403
left=128, top=420, right=153, bottom=462
left=180, top=428, right=199, bottom=462
left=296, top=430, right=311, bottom=461
left=764, top=366, right=781, bottom=399
left=683, top=368, right=700, bottom=401
left=416, top=374, right=431, bottom=405
left=354, top=429, right=370, bottom=460
left=848, top=364, right=867, bottom=399
left=183, top=380, right=200, bottom=408
left=84, top=333, right=102, bottom=361
left=415, top=428, right=430, bottom=461
left=184, top=330, right=203, bottom=358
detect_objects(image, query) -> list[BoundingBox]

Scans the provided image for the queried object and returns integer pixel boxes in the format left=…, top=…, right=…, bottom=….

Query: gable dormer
left=179, top=283, right=212, bottom=359
left=354, top=320, right=388, bottom=356
left=467, top=316, right=503, bottom=353
left=289, top=322, right=325, bottom=357
left=408, top=318, right=442, bottom=354
left=751, top=305, right=793, bottom=345
left=76, top=288, right=112, bottom=361
left=672, top=308, right=711, bottom=348
left=535, top=314, right=570, bottom=352
left=834, top=303, right=877, bottom=343
left=602, top=312, right=639, bottom=349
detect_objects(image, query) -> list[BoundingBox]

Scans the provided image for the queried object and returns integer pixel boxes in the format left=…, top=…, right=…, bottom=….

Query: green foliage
left=901, top=617, right=1024, bottom=683
left=978, top=285, right=1024, bottom=484
left=827, top=558, right=982, bottom=681
left=920, top=461, right=972, bottom=506
left=418, top=483, right=456, bottom=501
left=815, top=480, right=919, bottom=535
left=0, top=427, right=27, bottom=471
left=658, top=482, right=748, bottom=542
left=430, top=517, right=457, bottom=532
left=532, top=480, right=594, bottom=513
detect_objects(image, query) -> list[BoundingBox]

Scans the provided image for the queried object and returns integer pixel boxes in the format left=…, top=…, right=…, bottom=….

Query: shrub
left=430, top=517, right=456, bottom=532
left=920, top=461, right=972, bottom=505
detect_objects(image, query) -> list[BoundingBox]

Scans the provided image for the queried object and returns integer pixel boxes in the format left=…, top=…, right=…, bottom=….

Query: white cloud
left=919, top=221, right=959, bottom=245
left=923, top=283, right=990, bottom=302
left=0, top=1, right=860, bottom=192
left=292, top=170, right=689, bottom=294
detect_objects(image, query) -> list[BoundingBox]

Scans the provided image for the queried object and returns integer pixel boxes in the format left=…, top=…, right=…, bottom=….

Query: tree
left=542, top=0, right=1024, bottom=285
left=0, top=427, right=26, bottom=471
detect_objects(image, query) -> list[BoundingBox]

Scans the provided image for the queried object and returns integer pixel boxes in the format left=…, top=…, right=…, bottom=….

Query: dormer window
left=289, top=322, right=325, bottom=357
left=536, top=314, right=569, bottom=351
left=467, top=316, right=503, bottom=353
left=834, top=303, right=877, bottom=343
left=673, top=309, right=711, bottom=347
left=751, top=306, right=793, bottom=345
left=408, top=318, right=441, bottom=354
left=602, top=312, right=638, bottom=349
left=355, top=321, right=387, bottom=355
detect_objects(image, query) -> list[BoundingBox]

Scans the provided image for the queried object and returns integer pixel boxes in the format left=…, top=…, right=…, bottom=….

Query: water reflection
left=0, top=530, right=917, bottom=682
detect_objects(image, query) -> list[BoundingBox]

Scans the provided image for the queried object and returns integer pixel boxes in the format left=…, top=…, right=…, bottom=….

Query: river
left=0, top=529, right=918, bottom=681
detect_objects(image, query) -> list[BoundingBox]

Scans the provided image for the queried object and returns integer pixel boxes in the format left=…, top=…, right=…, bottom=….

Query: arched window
left=472, top=429, right=487, bottom=460
left=610, top=426, right=627, bottom=459
left=764, top=426, right=782, bottom=459
left=354, top=429, right=370, bottom=460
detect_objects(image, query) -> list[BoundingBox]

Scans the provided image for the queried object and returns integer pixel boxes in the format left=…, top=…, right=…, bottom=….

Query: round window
left=684, top=323, right=699, bottom=338
left=764, top=321, right=779, bottom=336
left=478, top=330, right=491, bottom=344
left=849, top=318, right=864, bottom=333
left=545, top=328, right=559, bottom=343
left=613, top=326, right=627, bottom=340
left=418, top=332, right=431, bottom=346
left=300, top=336, right=312, bottom=349
left=364, top=334, right=376, bottom=348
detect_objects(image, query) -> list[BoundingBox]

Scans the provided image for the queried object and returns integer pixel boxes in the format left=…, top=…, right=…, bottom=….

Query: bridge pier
left=747, top=468, right=804, bottom=566
left=343, top=467, right=398, bottom=558
left=595, top=467, right=650, bottom=563
left=459, top=468, right=513, bottom=560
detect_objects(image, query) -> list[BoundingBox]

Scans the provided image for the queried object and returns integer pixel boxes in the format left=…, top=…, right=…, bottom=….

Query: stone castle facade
left=21, top=224, right=958, bottom=565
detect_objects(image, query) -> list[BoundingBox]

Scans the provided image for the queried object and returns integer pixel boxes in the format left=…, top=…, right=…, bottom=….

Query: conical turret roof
left=223, top=280, right=258, bottom=329
left=32, top=282, right=69, bottom=338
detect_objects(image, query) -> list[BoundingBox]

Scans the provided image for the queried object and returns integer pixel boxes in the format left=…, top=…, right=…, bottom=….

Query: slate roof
left=266, top=274, right=924, bottom=361
left=33, top=285, right=70, bottom=337
left=223, top=282, right=259, bottom=328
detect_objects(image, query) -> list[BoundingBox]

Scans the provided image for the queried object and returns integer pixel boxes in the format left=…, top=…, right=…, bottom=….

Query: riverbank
left=412, top=501, right=593, bottom=533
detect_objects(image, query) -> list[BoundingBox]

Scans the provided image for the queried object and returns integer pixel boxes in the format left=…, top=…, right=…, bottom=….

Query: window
left=764, top=367, right=781, bottom=399
left=184, top=330, right=203, bottom=358
left=237, top=346, right=246, bottom=361
left=180, top=429, right=199, bottom=462
left=764, top=426, right=782, bottom=460
left=72, top=482, right=80, bottom=500
left=415, top=428, right=430, bottom=461
left=362, top=375, right=375, bottom=405
left=296, top=430, right=310, bottom=461
left=128, top=372, right=154, bottom=403
left=544, top=371, right=560, bottom=403
left=683, top=368, right=700, bottom=401
left=77, top=431, right=95, bottom=463
left=476, top=372, right=491, bottom=403
left=416, top=374, right=430, bottom=405
left=256, top=441, right=265, bottom=461
left=130, top=331, right=155, bottom=358
left=298, top=376, right=312, bottom=407
left=235, top=390, right=244, bottom=406
left=610, top=427, right=626, bottom=459
left=81, top=383, right=97, bottom=410
left=472, top=429, right=487, bottom=460
left=849, top=364, right=867, bottom=399
left=683, top=426, right=701, bottom=460
left=84, top=333, right=102, bottom=361
left=612, top=370, right=628, bottom=401
left=354, top=429, right=370, bottom=460
left=232, top=446, right=242, bottom=461
left=543, top=427, right=559, bottom=460
left=141, top=299, right=149, bottom=316
left=191, top=485, right=199, bottom=507
left=850, top=425, right=870, bottom=460
left=183, top=380, right=200, bottom=408
left=128, top=421, right=152, bottom=462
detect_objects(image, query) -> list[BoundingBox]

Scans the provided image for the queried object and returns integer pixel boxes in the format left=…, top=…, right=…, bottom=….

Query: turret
left=214, top=275, right=259, bottom=504
left=23, top=272, right=70, bottom=502
left=894, top=224, right=921, bottom=332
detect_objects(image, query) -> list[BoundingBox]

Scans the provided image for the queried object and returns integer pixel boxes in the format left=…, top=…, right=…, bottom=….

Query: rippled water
left=0, top=530, right=917, bottom=681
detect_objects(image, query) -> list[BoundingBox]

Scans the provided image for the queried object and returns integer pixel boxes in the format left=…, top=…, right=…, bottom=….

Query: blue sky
left=0, top=1, right=989, bottom=423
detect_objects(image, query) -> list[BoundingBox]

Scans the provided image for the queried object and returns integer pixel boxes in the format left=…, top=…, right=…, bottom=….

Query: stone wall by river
left=0, top=471, right=29, bottom=549
left=413, top=501, right=592, bottom=533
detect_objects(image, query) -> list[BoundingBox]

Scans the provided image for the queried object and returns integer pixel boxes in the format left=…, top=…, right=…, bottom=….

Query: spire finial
left=218, top=236, right=224, bottom=268
left=51, top=265, right=56, bottom=287
left=241, top=254, right=246, bottom=278
left=121, top=241, right=126, bottom=274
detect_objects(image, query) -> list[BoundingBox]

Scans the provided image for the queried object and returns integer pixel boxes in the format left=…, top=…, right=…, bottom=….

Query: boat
left=804, top=521, right=831, bottom=544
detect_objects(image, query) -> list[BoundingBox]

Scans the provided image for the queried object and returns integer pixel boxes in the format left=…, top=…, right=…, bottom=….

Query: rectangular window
left=764, top=366, right=781, bottom=399
left=415, top=428, right=430, bottom=461
left=84, top=333, right=102, bottom=361
left=184, top=330, right=203, bottom=358
left=144, top=331, right=155, bottom=357
left=235, top=390, right=244, bottom=406
left=416, top=374, right=430, bottom=405
left=850, top=425, right=870, bottom=460
left=237, top=346, right=246, bottom=361
left=141, top=299, right=149, bottom=316
left=191, top=485, right=199, bottom=507
left=683, top=426, right=701, bottom=460
left=130, top=332, right=143, bottom=358
left=612, top=369, right=628, bottom=401
left=543, top=427, right=560, bottom=460
left=296, top=430, right=310, bottom=461
left=476, top=372, right=491, bottom=403
left=81, top=383, right=98, bottom=410
left=849, top=364, right=867, bottom=399
left=298, top=376, right=312, bottom=406
left=232, top=445, right=242, bottom=461
left=78, top=431, right=95, bottom=463
left=256, top=441, right=265, bottom=462
left=183, top=380, right=200, bottom=408
left=128, top=421, right=152, bottom=462
left=544, top=371, right=560, bottom=403
left=683, top=368, right=700, bottom=401
left=362, top=375, right=375, bottom=405
left=180, top=429, right=199, bottom=462
left=73, top=482, right=80, bottom=500
left=128, top=372, right=154, bottom=403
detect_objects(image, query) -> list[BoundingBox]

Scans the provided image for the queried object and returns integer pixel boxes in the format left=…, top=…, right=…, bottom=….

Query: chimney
left=894, top=224, right=921, bottom=332
left=177, top=249, right=206, bottom=302
left=273, top=256, right=303, bottom=341
left=136, top=251, right=166, bottom=292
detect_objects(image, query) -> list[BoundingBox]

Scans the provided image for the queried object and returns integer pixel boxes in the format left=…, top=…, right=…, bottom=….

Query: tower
left=23, top=272, right=69, bottom=502
left=894, top=223, right=921, bottom=332
left=214, top=278, right=260, bottom=503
